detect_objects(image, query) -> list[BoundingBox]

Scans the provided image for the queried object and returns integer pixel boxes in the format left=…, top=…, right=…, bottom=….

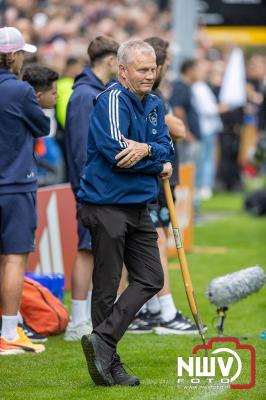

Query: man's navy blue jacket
left=0, top=69, right=50, bottom=194
left=65, top=65, right=105, bottom=197
left=78, top=81, right=175, bottom=205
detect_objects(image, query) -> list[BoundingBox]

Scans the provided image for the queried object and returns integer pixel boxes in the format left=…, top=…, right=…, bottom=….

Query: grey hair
left=117, top=39, right=156, bottom=65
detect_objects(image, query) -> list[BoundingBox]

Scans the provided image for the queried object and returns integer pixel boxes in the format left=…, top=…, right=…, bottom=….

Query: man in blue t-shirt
left=169, top=59, right=202, bottom=188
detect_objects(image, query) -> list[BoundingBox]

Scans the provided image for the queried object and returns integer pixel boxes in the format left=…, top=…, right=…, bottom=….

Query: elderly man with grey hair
left=79, top=39, right=174, bottom=387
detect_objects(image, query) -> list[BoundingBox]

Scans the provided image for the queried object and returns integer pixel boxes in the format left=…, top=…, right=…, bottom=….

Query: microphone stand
left=216, top=307, right=248, bottom=340
left=217, top=307, right=228, bottom=336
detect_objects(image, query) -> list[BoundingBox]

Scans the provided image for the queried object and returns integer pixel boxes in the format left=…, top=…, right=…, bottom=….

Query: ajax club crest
left=148, top=110, right=158, bottom=126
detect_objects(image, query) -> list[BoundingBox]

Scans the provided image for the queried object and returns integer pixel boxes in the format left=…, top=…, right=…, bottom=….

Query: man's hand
left=115, top=136, right=148, bottom=168
left=160, top=162, right=173, bottom=180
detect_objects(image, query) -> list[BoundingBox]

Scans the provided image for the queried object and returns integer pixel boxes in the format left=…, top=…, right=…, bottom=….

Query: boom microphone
left=207, top=265, right=266, bottom=308
left=206, top=266, right=266, bottom=336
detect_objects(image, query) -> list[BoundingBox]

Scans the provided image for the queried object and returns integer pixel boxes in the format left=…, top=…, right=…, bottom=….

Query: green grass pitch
left=1, top=193, right=266, bottom=400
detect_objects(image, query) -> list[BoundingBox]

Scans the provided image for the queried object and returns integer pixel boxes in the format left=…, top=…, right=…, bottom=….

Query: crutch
left=163, top=179, right=207, bottom=348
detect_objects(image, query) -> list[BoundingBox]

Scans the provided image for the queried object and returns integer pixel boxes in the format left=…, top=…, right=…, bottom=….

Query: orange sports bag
left=20, top=277, right=69, bottom=336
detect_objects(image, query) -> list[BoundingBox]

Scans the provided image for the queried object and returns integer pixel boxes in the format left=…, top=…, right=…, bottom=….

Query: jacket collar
left=0, top=68, right=17, bottom=85
left=112, top=81, right=159, bottom=115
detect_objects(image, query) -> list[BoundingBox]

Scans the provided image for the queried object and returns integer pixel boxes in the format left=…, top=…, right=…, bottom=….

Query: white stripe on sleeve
left=109, top=90, right=128, bottom=148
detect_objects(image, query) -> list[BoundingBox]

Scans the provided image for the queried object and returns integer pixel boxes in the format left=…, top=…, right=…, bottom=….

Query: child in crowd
left=22, top=64, right=65, bottom=186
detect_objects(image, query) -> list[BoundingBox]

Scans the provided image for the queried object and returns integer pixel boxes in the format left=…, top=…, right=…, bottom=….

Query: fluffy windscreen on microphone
left=206, top=266, right=266, bottom=308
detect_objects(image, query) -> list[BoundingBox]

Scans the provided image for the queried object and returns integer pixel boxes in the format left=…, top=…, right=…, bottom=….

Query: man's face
left=11, top=50, right=25, bottom=74
left=154, top=54, right=170, bottom=89
left=37, top=81, right=57, bottom=109
left=120, top=52, right=157, bottom=99
left=188, top=64, right=199, bottom=83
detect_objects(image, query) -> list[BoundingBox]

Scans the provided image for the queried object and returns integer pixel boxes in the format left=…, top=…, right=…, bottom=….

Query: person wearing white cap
left=0, top=26, right=37, bottom=53
left=0, top=27, right=50, bottom=354
left=0, top=27, right=36, bottom=73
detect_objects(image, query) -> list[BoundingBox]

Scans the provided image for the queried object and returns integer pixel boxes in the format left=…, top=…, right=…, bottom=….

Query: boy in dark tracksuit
left=0, top=27, right=50, bottom=355
left=64, top=36, right=119, bottom=341
left=78, top=40, right=174, bottom=386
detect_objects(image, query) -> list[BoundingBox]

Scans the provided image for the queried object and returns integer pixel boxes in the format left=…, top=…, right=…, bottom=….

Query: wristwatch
left=147, top=144, right=153, bottom=158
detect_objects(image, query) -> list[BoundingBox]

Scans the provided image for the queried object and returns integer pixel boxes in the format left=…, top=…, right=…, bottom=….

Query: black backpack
left=245, top=189, right=266, bottom=216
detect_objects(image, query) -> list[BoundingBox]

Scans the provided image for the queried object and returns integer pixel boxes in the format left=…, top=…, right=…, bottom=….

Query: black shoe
left=127, top=318, right=154, bottom=333
left=81, top=333, right=115, bottom=386
left=18, top=323, right=48, bottom=343
left=138, top=310, right=161, bottom=326
left=111, top=353, right=140, bottom=386
left=154, top=311, right=208, bottom=335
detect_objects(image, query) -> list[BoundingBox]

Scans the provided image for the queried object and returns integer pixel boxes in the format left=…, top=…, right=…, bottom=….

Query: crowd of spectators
left=3, top=0, right=171, bottom=72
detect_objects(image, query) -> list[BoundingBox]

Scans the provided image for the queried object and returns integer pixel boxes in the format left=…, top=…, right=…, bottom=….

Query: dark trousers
left=218, top=131, right=242, bottom=190
left=80, top=203, right=164, bottom=349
